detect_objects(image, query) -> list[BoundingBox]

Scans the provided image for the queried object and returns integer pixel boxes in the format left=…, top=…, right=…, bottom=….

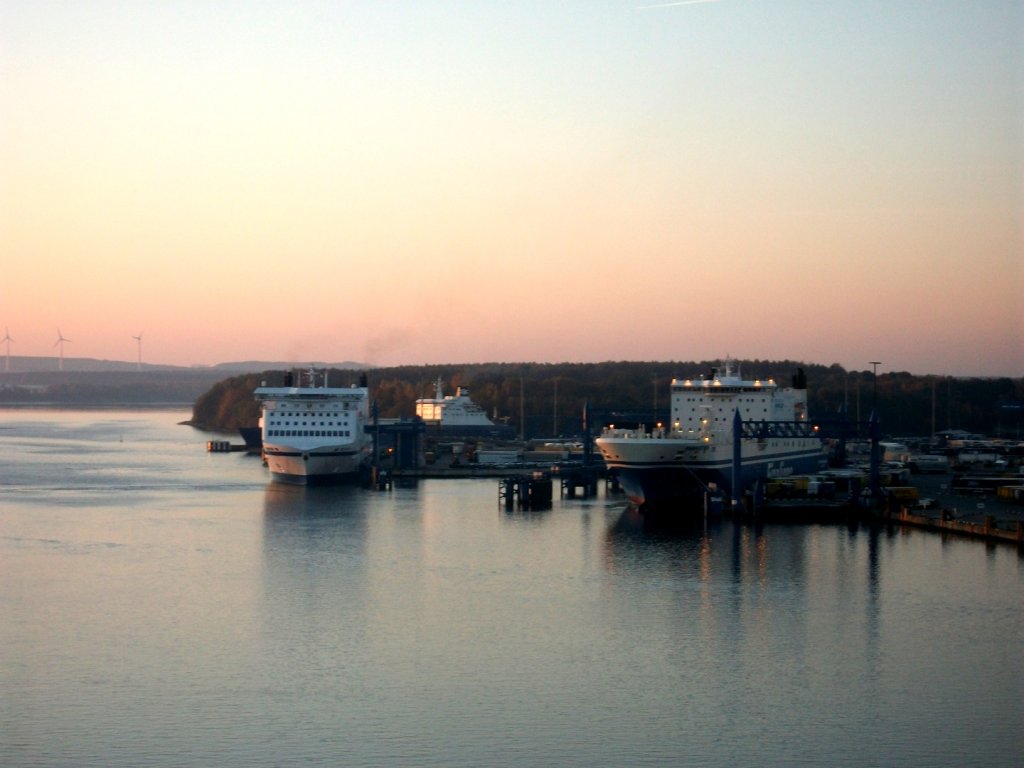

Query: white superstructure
left=254, top=368, right=371, bottom=484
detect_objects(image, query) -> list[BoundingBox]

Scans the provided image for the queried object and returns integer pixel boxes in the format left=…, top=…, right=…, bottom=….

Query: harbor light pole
left=870, top=361, right=881, bottom=409
left=869, top=361, right=882, bottom=499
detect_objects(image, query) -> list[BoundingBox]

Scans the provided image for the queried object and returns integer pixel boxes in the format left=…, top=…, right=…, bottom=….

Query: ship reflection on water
left=604, top=502, right=884, bottom=595
left=251, top=477, right=1018, bottom=768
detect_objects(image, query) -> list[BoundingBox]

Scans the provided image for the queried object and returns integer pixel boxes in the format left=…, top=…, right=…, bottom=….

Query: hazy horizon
left=2, top=1, right=1021, bottom=377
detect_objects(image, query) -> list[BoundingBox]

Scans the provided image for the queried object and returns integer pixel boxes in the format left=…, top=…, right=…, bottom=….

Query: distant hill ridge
left=0, top=358, right=370, bottom=407
left=0, top=356, right=369, bottom=374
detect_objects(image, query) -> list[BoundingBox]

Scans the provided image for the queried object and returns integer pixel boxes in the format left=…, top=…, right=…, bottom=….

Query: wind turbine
left=2, top=327, right=12, bottom=372
left=132, top=331, right=143, bottom=371
left=54, top=328, right=71, bottom=371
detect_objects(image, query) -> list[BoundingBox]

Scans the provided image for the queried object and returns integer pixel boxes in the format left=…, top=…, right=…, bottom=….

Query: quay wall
left=879, top=505, right=1024, bottom=545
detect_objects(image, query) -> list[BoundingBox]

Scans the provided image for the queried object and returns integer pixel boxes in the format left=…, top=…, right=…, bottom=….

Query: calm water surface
left=1, top=409, right=1021, bottom=767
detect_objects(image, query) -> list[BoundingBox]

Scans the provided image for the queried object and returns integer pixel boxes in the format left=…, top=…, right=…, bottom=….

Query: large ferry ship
left=415, top=378, right=514, bottom=438
left=254, top=368, right=371, bottom=484
left=596, top=361, right=827, bottom=510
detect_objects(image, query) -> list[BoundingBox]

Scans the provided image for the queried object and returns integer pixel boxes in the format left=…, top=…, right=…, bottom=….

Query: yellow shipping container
left=886, top=486, right=919, bottom=501
left=996, top=485, right=1024, bottom=501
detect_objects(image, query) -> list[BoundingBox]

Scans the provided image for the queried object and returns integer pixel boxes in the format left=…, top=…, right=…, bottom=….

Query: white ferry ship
left=254, top=368, right=371, bottom=484
left=415, top=378, right=514, bottom=438
left=596, top=361, right=827, bottom=510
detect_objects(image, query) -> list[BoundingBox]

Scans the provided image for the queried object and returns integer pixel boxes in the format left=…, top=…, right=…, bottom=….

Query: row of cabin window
left=674, top=409, right=775, bottom=421
left=676, top=397, right=772, bottom=404
left=268, top=429, right=352, bottom=437
left=277, top=403, right=354, bottom=411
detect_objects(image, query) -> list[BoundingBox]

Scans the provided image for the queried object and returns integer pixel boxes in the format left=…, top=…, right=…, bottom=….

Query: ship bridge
left=671, top=378, right=777, bottom=396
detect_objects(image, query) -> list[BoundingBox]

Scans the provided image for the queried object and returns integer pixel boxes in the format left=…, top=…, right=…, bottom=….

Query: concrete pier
left=500, top=473, right=553, bottom=510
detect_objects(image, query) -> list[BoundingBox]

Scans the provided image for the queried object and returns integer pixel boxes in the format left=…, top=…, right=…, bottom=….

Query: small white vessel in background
left=254, top=368, right=371, bottom=484
left=415, top=378, right=514, bottom=438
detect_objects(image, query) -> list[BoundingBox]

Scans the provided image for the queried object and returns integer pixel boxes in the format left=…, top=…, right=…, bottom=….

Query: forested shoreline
left=188, top=361, right=1024, bottom=440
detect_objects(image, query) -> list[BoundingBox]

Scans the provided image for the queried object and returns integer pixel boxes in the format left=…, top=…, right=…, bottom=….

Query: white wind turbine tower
left=2, top=327, right=12, bottom=372
left=132, top=332, right=143, bottom=371
left=54, top=328, right=71, bottom=371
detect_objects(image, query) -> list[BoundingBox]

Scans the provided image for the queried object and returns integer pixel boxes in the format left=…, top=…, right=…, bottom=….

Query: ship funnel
left=792, top=368, right=807, bottom=390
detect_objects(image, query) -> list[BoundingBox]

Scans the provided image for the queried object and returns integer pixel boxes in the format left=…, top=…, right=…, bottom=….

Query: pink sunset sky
left=1, top=1, right=1021, bottom=377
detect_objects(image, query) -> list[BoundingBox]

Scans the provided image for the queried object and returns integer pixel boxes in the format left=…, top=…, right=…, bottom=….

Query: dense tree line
left=188, top=361, right=1024, bottom=440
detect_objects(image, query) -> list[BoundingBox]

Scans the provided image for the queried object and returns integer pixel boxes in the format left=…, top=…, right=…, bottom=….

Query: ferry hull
left=262, top=444, right=368, bottom=485
left=604, top=445, right=827, bottom=511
